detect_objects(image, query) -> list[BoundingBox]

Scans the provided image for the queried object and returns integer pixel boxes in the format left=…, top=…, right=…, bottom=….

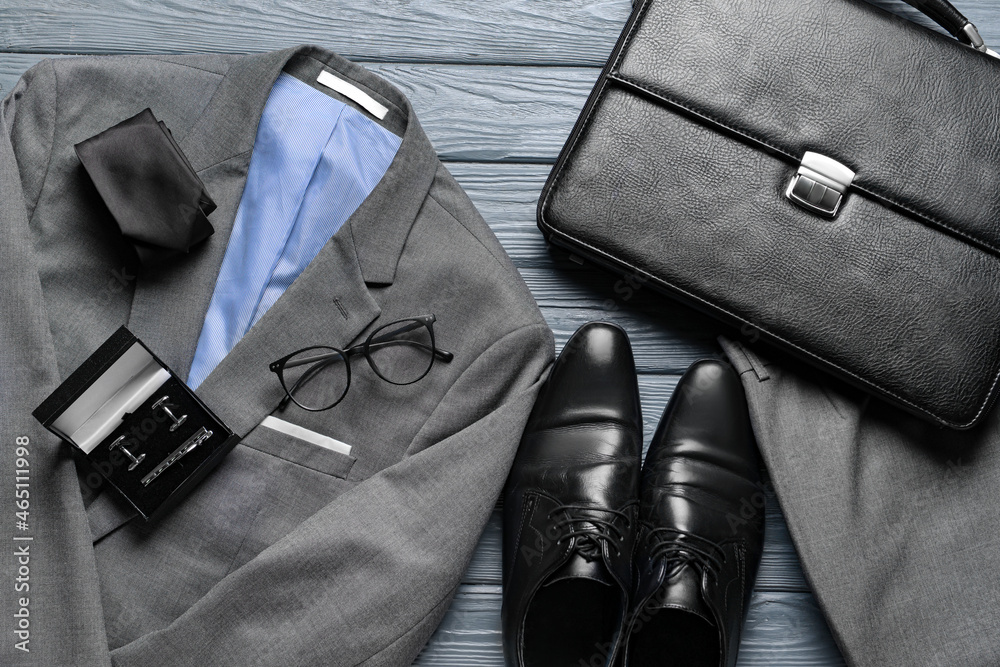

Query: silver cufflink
left=153, top=395, right=187, bottom=432
left=110, top=435, right=146, bottom=471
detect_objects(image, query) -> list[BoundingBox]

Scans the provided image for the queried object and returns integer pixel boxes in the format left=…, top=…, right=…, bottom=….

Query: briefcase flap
left=612, top=0, right=1000, bottom=252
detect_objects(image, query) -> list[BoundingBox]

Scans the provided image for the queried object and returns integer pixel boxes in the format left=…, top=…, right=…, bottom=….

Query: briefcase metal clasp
left=786, top=152, right=856, bottom=218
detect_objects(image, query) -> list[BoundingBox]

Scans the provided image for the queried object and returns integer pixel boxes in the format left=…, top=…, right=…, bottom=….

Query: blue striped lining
left=187, top=72, right=401, bottom=389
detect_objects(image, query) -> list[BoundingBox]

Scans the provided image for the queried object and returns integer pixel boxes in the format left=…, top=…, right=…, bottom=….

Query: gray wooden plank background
left=3, top=0, right=998, bottom=63
left=5, top=0, right=998, bottom=664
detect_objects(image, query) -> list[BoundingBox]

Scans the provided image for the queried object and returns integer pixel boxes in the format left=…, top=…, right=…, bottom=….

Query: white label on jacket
left=259, top=416, right=352, bottom=456
left=317, top=70, right=389, bottom=120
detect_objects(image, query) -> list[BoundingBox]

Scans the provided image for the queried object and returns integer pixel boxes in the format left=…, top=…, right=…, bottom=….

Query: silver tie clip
left=141, top=427, right=213, bottom=487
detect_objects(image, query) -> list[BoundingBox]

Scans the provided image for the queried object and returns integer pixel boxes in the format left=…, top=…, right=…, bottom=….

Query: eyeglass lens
left=366, top=318, right=436, bottom=385
left=280, top=319, right=438, bottom=410
left=281, top=346, right=350, bottom=411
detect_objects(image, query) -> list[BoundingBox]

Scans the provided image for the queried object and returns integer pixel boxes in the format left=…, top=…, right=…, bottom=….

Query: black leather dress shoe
left=621, top=359, right=764, bottom=667
left=502, top=322, right=643, bottom=667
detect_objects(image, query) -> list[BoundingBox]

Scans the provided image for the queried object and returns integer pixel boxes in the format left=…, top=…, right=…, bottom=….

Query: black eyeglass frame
left=268, top=314, right=454, bottom=412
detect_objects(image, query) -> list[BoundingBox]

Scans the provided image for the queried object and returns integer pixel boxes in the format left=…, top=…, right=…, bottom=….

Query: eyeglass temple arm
left=366, top=318, right=451, bottom=357
left=280, top=350, right=344, bottom=370
left=371, top=319, right=426, bottom=341
left=282, top=323, right=453, bottom=370
left=350, top=339, right=454, bottom=362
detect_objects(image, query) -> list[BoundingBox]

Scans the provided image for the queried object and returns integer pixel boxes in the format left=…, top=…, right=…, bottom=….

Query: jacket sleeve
left=110, top=321, right=554, bottom=667
left=1, top=60, right=114, bottom=667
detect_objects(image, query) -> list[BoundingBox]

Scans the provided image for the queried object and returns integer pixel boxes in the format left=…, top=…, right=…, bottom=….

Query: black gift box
left=32, top=327, right=239, bottom=520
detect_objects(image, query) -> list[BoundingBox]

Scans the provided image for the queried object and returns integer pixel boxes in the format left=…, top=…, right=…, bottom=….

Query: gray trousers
left=720, top=337, right=1000, bottom=667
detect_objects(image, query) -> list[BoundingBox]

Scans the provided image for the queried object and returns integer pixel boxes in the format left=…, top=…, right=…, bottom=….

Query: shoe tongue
left=651, top=563, right=713, bottom=622
left=545, top=553, right=614, bottom=587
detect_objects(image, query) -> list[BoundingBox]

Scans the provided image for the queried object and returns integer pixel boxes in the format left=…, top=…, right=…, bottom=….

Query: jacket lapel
left=126, top=45, right=439, bottom=378
left=195, top=226, right=381, bottom=438
left=124, top=153, right=252, bottom=379
left=125, top=47, right=300, bottom=377
left=195, top=61, right=443, bottom=436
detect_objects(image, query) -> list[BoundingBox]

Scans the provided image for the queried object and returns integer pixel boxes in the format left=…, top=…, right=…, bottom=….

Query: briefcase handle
left=902, top=0, right=991, bottom=51
left=629, top=0, right=991, bottom=52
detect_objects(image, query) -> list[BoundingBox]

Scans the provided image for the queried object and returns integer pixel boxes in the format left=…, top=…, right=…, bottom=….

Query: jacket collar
left=179, top=45, right=439, bottom=285
left=180, top=46, right=437, bottom=284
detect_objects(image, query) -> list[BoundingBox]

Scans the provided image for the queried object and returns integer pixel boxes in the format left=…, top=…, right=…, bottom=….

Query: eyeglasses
left=268, top=314, right=454, bottom=412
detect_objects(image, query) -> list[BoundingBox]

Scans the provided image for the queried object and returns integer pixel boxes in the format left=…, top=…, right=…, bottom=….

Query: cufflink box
left=32, top=326, right=239, bottom=521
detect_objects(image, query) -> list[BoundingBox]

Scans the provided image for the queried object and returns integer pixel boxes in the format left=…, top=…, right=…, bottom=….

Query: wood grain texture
left=371, top=64, right=595, bottom=162
left=2, top=0, right=999, bottom=64
left=414, top=586, right=845, bottom=666
left=0, top=0, right=632, bottom=64
left=0, top=56, right=596, bottom=162
left=0, top=53, right=48, bottom=92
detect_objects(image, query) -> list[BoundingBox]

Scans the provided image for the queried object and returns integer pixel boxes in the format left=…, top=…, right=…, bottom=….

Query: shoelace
left=547, top=502, right=636, bottom=561
left=644, top=526, right=726, bottom=580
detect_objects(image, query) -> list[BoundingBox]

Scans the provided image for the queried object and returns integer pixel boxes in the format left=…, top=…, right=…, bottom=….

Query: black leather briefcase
left=539, top=0, right=1000, bottom=429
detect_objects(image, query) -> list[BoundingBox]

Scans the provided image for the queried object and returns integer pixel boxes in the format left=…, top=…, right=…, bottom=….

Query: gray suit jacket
left=0, top=45, right=553, bottom=666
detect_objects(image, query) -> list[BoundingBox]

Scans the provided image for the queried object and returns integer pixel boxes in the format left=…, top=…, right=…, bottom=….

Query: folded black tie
left=75, top=108, right=216, bottom=268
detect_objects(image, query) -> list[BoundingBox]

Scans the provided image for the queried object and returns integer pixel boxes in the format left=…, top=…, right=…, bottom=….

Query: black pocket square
left=75, top=108, right=216, bottom=268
